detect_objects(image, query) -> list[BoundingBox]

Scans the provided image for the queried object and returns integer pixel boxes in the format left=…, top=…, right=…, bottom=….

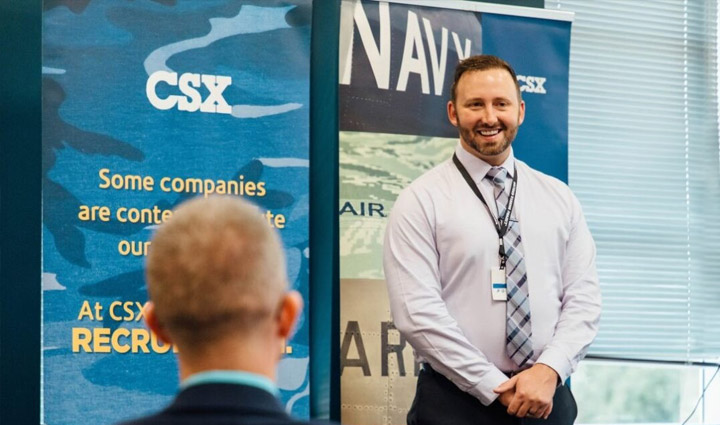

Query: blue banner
left=482, top=12, right=571, bottom=181
left=42, top=1, right=312, bottom=424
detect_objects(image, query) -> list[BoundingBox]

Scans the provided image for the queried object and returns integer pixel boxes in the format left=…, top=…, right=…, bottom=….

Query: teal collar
left=180, top=370, right=279, bottom=397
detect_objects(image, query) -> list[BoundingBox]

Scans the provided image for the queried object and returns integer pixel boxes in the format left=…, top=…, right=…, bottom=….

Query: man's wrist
left=471, top=366, right=512, bottom=406
left=534, top=362, right=561, bottom=386
left=535, top=348, right=572, bottom=384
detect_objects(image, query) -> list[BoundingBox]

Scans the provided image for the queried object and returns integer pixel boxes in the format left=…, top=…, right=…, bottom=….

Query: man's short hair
left=146, top=196, right=287, bottom=345
left=450, top=55, right=522, bottom=103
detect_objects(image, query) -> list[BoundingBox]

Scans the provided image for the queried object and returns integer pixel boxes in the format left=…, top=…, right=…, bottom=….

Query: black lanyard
left=452, top=153, right=518, bottom=269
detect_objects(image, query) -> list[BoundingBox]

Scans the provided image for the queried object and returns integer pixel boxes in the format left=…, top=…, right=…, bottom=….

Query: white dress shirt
left=383, top=144, right=601, bottom=406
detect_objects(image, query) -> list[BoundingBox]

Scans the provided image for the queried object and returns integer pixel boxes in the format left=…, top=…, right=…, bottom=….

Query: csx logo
left=146, top=71, right=232, bottom=114
left=517, top=75, right=547, bottom=95
left=109, top=301, right=146, bottom=321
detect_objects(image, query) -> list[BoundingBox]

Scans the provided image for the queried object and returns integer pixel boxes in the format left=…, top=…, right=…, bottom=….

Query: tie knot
left=486, top=167, right=508, bottom=188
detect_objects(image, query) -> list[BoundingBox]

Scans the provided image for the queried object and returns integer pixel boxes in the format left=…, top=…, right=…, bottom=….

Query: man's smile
left=477, top=127, right=503, bottom=137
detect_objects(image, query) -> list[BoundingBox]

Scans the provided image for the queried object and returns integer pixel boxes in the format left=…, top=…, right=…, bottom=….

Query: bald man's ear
left=277, top=291, right=303, bottom=339
left=144, top=301, right=173, bottom=345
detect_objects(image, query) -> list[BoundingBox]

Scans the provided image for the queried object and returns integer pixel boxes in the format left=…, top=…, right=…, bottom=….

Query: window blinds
left=545, top=0, right=720, bottom=364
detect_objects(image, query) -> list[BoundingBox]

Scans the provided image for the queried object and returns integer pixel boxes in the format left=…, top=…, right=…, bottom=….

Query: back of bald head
left=146, top=196, right=287, bottom=346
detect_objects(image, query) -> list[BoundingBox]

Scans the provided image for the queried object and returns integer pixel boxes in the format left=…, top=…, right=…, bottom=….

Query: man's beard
left=456, top=117, right=517, bottom=158
left=461, top=126, right=513, bottom=157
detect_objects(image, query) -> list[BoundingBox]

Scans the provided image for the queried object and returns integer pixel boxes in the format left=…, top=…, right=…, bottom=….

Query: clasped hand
left=493, top=363, right=558, bottom=420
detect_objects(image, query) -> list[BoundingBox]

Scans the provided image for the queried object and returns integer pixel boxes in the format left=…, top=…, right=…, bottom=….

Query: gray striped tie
left=486, top=166, right=534, bottom=367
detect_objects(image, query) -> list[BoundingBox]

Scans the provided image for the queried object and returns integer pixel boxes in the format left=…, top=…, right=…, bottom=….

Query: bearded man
left=383, top=55, right=601, bottom=425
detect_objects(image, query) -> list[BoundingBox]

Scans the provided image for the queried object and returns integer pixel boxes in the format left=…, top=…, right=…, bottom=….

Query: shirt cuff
left=536, top=348, right=572, bottom=385
left=466, top=367, right=510, bottom=406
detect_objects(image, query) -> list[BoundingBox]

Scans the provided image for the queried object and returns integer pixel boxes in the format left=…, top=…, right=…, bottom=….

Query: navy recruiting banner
left=42, top=1, right=312, bottom=424
left=337, top=1, right=571, bottom=424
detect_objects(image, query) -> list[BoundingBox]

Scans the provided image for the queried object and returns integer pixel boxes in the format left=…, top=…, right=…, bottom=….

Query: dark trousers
left=407, top=366, right=578, bottom=425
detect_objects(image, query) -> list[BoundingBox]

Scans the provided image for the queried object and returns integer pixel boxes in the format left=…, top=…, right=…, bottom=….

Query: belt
left=422, top=363, right=526, bottom=378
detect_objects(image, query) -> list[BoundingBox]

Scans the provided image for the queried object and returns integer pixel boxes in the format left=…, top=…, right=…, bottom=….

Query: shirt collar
left=180, top=370, right=279, bottom=397
left=454, top=142, right=516, bottom=184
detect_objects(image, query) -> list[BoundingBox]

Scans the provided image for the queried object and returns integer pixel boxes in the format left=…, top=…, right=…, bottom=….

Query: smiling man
left=383, top=55, right=601, bottom=425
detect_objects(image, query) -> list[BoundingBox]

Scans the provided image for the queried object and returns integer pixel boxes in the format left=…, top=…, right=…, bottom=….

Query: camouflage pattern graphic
left=42, top=1, right=312, bottom=424
left=339, top=131, right=455, bottom=280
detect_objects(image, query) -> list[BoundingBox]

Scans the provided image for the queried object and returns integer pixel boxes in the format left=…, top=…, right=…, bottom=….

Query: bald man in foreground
left=117, top=196, right=334, bottom=425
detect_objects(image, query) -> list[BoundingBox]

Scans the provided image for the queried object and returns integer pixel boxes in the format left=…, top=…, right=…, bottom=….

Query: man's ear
left=144, top=301, right=173, bottom=345
left=277, top=291, right=303, bottom=339
left=447, top=100, right=459, bottom=127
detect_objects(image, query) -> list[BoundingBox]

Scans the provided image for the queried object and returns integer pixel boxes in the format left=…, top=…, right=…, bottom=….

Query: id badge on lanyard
left=491, top=266, right=507, bottom=301
left=452, top=154, right=517, bottom=303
